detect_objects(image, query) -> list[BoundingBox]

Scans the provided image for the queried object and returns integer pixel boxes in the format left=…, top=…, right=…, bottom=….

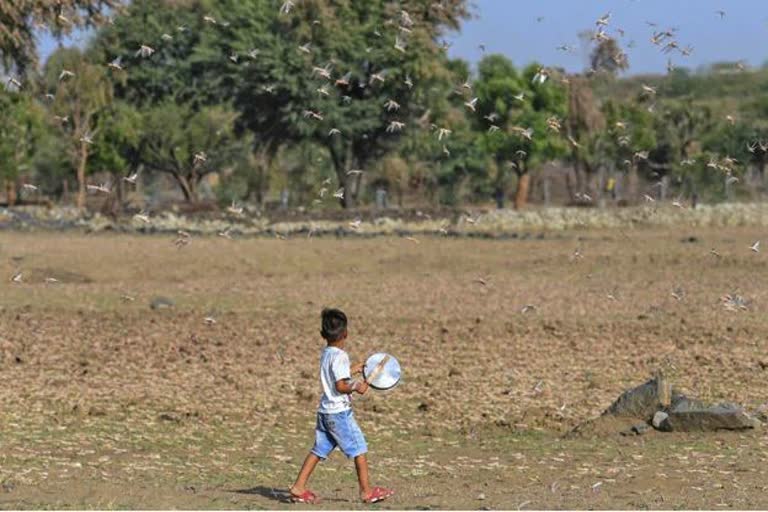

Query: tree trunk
left=329, top=141, right=355, bottom=208
left=341, top=143, right=356, bottom=208
left=627, top=164, right=639, bottom=203
left=5, top=180, right=17, bottom=206
left=573, top=155, right=584, bottom=196
left=247, top=142, right=274, bottom=206
left=76, top=141, right=88, bottom=210
left=494, top=186, right=504, bottom=209
left=353, top=171, right=364, bottom=204
left=116, top=174, right=125, bottom=206
left=514, top=172, right=531, bottom=210
left=174, top=172, right=197, bottom=203
left=246, top=161, right=267, bottom=205
left=327, top=142, right=352, bottom=209
left=565, top=170, right=575, bottom=202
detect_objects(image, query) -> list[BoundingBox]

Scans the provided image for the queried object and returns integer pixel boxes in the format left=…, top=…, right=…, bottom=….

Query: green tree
left=565, top=75, right=605, bottom=199
left=88, top=101, right=143, bottom=206
left=589, top=37, right=629, bottom=76
left=0, top=91, right=47, bottom=204
left=472, top=55, right=568, bottom=209
left=195, top=0, right=470, bottom=207
left=654, top=99, right=714, bottom=200
left=90, top=0, right=469, bottom=208
left=139, top=101, right=250, bottom=202
left=1, top=0, right=119, bottom=74
left=601, top=99, right=655, bottom=201
left=42, top=47, right=113, bottom=209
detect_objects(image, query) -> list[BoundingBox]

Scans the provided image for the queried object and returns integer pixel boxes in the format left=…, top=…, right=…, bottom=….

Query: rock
left=477, top=492, right=486, bottom=501
left=150, top=296, right=175, bottom=310
left=603, top=374, right=672, bottom=420
left=620, top=423, right=650, bottom=436
left=667, top=395, right=707, bottom=412
left=658, top=403, right=760, bottom=432
left=652, top=411, right=669, bottom=429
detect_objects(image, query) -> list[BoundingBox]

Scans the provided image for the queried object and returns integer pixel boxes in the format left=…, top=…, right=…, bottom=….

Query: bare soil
left=0, top=228, right=767, bottom=509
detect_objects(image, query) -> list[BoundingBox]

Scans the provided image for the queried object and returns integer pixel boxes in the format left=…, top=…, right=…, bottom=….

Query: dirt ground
left=1, top=228, right=767, bottom=509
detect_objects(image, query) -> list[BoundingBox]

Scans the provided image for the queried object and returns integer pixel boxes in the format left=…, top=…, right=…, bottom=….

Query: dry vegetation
left=1, top=228, right=767, bottom=509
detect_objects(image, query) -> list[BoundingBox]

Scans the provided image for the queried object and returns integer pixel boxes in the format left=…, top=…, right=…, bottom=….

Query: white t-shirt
left=318, top=346, right=352, bottom=414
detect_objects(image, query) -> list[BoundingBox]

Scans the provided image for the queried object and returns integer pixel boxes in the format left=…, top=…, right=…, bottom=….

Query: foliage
left=0, top=91, right=46, bottom=183
left=139, top=101, right=250, bottom=202
left=471, top=54, right=567, bottom=206
left=88, top=101, right=143, bottom=177
left=42, top=46, right=113, bottom=208
left=9, top=1, right=768, bottom=210
left=1, top=0, right=120, bottom=74
left=589, top=37, right=629, bottom=76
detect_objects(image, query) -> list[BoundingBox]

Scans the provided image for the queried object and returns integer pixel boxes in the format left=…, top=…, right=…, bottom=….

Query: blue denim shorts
left=311, top=409, right=368, bottom=459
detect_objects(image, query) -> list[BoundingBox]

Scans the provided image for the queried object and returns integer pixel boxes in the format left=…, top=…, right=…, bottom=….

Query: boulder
left=603, top=373, right=672, bottom=420
left=657, top=402, right=760, bottom=432
left=601, top=373, right=760, bottom=434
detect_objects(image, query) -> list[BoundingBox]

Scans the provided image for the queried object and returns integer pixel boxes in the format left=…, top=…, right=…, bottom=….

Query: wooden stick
left=656, top=369, right=671, bottom=407
left=365, top=355, right=391, bottom=385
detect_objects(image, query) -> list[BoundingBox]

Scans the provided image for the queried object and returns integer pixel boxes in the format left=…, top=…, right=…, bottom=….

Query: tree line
left=1, top=0, right=767, bottom=212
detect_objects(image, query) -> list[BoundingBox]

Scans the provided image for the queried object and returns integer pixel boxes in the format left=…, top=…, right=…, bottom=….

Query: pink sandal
left=363, top=487, right=394, bottom=504
left=290, top=489, right=320, bottom=504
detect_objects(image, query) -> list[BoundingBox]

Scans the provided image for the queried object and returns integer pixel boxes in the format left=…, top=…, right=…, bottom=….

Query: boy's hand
left=355, top=380, right=369, bottom=395
left=351, top=361, right=365, bottom=375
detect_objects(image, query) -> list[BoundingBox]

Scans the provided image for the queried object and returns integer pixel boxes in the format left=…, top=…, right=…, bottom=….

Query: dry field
left=1, top=227, right=767, bottom=509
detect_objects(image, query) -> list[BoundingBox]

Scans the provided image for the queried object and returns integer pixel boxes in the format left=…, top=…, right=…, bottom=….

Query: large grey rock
left=667, top=395, right=707, bottom=413
left=603, top=375, right=673, bottom=420
left=657, top=402, right=760, bottom=432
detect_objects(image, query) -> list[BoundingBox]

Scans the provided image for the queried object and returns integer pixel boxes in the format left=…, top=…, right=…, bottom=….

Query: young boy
left=289, top=308, right=394, bottom=504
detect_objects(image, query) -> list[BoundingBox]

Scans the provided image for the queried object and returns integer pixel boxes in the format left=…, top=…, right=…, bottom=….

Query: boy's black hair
left=321, top=308, right=347, bottom=342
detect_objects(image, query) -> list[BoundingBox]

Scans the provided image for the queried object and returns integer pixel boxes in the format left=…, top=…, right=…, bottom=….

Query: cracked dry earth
left=0, top=228, right=767, bottom=509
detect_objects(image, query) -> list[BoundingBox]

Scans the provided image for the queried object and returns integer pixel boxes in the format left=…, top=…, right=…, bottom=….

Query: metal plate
left=363, top=352, right=401, bottom=390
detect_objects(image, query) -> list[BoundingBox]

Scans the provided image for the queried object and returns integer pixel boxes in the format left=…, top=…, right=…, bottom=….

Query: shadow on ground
left=232, top=486, right=291, bottom=503
left=232, top=486, right=351, bottom=505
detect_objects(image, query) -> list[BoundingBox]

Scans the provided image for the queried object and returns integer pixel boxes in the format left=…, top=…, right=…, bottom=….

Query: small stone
left=621, top=423, right=650, bottom=436
left=150, top=296, right=175, bottom=310
left=159, top=412, right=180, bottom=423
left=477, top=492, right=486, bottom=501
left=652, top=411, right=669, bottom=429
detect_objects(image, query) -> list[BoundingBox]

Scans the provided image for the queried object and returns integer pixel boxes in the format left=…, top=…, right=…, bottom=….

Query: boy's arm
left=336, top=378, right=368, bottom=395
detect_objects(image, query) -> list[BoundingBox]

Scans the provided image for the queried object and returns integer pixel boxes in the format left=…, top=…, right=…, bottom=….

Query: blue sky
left=37, top=0, right=768, bottom=76
left=447, top=0, right=768, bottom=75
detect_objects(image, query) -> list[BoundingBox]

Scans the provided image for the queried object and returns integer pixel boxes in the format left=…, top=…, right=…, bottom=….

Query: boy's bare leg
left=291, top=453, right=321, bottom=496
left=354, top=454, right=372, bottom=499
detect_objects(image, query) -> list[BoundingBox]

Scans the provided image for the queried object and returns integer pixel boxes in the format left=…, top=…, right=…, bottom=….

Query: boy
left=289, top=308, right=394, bottom=504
